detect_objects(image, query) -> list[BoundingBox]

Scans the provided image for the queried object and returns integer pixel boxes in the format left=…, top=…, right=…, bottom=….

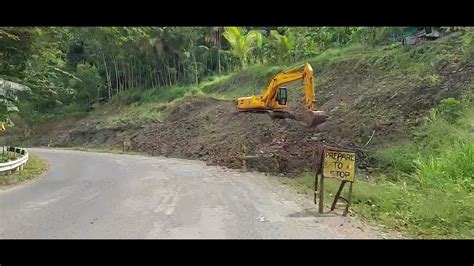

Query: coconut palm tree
left=0, top=79, right=30, bottom=126
left=205, top=27, right=224, bottom=74
left=223, top=27, right=262, bottom=68
left=270, top=29, right=294, bottom=61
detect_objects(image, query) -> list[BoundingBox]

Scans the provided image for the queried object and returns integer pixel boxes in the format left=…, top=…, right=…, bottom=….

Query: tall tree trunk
left=134, top=60, right=138, bottom=88
left=130, top=60, right=134, bottom=89
left=217, top=45, right=221, bottom=75
left=192, top=49, right=198, bottom=85
left=154, top=60, right=160, bottom=87
left=175, top=55, right=179, bottom=84
left=127, top=62, right=132, bottom=89
left=157, top=57, right=166, bottom=87
left=168, top=58, right=173, bottom=86
left=209, top=47, right=212, bottom=73
left=154, top=69, right=160, bottom=87
left=177, top=61, right=181, bottom=84
left=113, top=55, right=119, bottom=95
left=124, top=63, right=128, bottom=90
left=138, top=62, right=143, bottom=89
left=150, top=68, right=155, bottom=88
left=99, top=47, right=112, bottom=99
left=119, top=69, right=123, bottom=93
left=120, top=63, right=124, bottom=91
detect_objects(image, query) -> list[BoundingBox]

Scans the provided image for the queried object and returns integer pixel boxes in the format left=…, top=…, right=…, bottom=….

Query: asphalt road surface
left=0, top=148, right=384, bottom=239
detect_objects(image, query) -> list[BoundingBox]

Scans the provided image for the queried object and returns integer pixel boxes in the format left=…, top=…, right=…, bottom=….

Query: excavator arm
left=260, top=63, right=315, bottom=110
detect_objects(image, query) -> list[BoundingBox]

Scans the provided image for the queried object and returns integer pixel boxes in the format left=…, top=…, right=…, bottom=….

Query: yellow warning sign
left=323, top=150, right=356, bottom=182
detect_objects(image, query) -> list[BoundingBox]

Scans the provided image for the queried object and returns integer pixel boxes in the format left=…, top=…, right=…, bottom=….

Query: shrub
left=432, top=98, right=462, bottom=124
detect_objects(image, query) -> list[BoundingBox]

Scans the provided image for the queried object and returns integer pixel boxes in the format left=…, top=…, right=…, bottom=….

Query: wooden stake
left=314, top=151, right=321, bottom=205
left=331, top=180, right=347, bottom=211
left=314, top=173, right=319, bottom=205
left=343, top=182, right=353, bottom=216
left=319, top=174, right=324, bottom=214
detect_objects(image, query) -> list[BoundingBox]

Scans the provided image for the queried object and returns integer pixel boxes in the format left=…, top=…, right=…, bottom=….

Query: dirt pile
left=131, top=96, right=325, bottom=173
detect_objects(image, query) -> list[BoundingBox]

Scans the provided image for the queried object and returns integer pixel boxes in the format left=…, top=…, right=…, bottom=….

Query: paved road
left=0, top=148, right=382, bottom=239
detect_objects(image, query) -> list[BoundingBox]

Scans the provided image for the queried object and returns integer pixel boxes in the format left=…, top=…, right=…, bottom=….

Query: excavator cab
left=276, top=87, right=287, bottom=106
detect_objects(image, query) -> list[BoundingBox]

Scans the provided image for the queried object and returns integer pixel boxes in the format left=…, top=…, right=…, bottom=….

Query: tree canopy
left=0, top=26, right=427, bottom=123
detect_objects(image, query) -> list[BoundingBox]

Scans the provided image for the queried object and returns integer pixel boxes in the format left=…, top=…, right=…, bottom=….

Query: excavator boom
left=236, top=63, right=327, bottom=127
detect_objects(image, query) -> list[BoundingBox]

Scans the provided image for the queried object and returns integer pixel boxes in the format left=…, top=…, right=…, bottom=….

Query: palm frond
left=0, top=79, right=31, bottom=102
left=0, top=99, right=19, bottom=113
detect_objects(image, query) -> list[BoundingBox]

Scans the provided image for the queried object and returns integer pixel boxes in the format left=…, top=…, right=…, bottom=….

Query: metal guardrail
left=0, top=146, right=29, bottom=174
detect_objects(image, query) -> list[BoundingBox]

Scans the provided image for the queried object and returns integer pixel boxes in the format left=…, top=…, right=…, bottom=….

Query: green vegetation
left=370, top=95, right=473, bottom=238
left=0, top=79, right=30, bottom=126
left=292, top=173, right=472, bottom=239
left=95, top=64, right=287, bottom=127
left=291, top=92, right=474, bottom=239
left=81, top=29, right=473, bottom=134
left=0, top=152, right=17, bottom=163
left=2, top=26, right=460, bottom=126
left=223, top=27, right=263, bottom=68
left=374, top=93, right=474, bottom=188
left=0, top=155, right=48, bottom=186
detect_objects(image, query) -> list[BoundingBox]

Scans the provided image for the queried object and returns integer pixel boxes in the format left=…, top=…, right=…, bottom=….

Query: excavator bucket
left=300, top=110, right=327, bottom=127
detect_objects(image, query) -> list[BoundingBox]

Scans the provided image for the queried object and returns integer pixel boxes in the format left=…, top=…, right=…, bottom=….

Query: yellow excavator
left=236, top=63, right=327, bottom=127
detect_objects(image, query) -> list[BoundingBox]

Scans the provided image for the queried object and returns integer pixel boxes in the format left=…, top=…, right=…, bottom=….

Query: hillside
left=8, top=31, right=473, bottom=173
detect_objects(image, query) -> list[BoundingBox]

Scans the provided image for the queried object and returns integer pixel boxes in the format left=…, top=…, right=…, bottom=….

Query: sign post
left=314, top=145, right=356, bottom=216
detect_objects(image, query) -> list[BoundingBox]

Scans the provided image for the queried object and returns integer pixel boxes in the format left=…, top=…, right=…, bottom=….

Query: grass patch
left=307, top=31, right=472, bottom=79
left=17, top=101, right=90, bottom=126
left=93, top=63, right=286, bottom=126
left=109, top=64, right=286, bottom=107
left=0, top=155, right=48, bottom=186
left=373, top=105, right=474, bottom=189
left=286, top=95, right=474, bottom=238
left=102, top=102, right=165, bottom=128
left=291, top=172, right=473, bottom=239
left=0, top=153, right=17, bottom=163
left=356, top=98, right=474, bottom=238
left=372, top=143, right=420, bottom=176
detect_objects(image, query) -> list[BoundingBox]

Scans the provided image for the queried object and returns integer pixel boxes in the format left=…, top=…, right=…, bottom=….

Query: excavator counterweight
left=236, top=63, right=327, bottom=127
